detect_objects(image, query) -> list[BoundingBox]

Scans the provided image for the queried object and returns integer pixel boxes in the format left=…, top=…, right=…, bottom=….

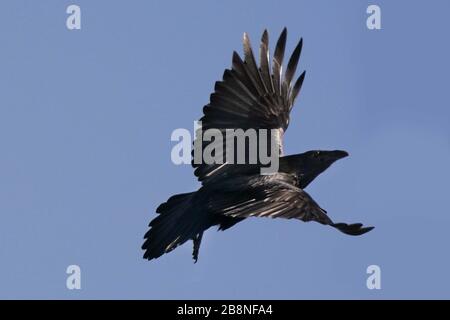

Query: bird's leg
left=192, top=232, right=203, bottom=263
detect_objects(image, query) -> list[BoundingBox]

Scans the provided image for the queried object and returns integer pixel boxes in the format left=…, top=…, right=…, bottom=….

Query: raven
left=142, top=28, right=374, bottom=262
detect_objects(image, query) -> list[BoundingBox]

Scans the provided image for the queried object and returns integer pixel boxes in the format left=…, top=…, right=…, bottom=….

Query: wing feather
left=272, top=27, right=287, bottom=96
left=193, top=28, right=306, bottom=183
left=259, top=30, right=274, bottom=93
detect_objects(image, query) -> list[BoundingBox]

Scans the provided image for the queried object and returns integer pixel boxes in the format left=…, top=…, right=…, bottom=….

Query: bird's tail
left=142, top=191, right=207, bottom=261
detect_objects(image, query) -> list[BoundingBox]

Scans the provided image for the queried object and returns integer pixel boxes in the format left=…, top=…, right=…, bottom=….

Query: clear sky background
left=0, top=0, right=449, bottom=299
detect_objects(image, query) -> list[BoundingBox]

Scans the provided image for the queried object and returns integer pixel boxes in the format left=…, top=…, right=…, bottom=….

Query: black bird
left=142, top=28, right=374, bottom=262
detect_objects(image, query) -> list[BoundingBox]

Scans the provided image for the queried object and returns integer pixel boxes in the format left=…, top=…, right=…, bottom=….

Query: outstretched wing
left=205, top=173, right=374, bottom=236
left=206, top=173, right=331, bottom=222
left=192, top=28, right=306, bottom=182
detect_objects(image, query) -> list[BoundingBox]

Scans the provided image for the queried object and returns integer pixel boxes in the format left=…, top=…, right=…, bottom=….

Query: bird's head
left=291, top=150, right=349, bottom=188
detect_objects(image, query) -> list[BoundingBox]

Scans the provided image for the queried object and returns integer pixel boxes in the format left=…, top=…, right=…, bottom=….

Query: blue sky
left=0, top=0, right=449, bottom=299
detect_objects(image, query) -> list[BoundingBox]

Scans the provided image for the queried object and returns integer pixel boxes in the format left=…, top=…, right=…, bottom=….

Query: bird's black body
left=142, top=28, right=374, bottom=262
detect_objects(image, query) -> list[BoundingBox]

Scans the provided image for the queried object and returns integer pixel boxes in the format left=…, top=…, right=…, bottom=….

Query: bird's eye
left=314, top=152, right=320, bottom=158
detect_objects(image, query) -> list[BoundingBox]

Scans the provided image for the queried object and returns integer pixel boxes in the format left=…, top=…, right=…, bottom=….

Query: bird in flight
left=142, top=28, right=374, bottom=262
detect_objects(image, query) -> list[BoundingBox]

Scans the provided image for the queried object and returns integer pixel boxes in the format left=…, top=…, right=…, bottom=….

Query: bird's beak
left=329, top=150, right=349, bottom=161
